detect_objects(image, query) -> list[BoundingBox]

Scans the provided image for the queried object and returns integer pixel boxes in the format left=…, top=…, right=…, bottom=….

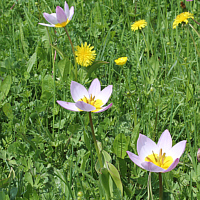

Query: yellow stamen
left=55, top=19, right=70, bottom=28
left=145, top=148, right=173, bottom=170
left=77, top=95, right=103, bottom=112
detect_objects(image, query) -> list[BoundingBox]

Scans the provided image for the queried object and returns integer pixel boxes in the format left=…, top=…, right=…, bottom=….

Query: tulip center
left=55, top=19, right=70, bottom=27
left=145, top=149, right=173, bottom=170
left=78, top=95, right=103, bottom=112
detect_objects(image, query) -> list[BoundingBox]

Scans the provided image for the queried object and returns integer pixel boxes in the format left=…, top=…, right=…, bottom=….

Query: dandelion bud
left=197, top=148, right=200, bottom=162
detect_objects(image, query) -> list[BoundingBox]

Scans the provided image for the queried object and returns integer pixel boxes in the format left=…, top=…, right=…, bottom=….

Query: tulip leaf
left=51, top=45, right=65, bottom=59
left=27, top=52, right=37, bottom=73
left=0, top=167, right=15, bottom=188
left=0, top=75, right=12, bottom=103
left=99, top=168, right=111, bottom=199
left=58, top=57, right=72, bottom=82
left=102, top=150, right=112, bottom=165
left=113, top=133, right=129, bottom=159
left=107, top=162, right=123, bottom=196
left=85, top=61, right=109, bottom=78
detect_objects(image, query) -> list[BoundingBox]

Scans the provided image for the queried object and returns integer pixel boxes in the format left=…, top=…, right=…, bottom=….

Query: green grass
left=0, top=0, right=200, bottom=199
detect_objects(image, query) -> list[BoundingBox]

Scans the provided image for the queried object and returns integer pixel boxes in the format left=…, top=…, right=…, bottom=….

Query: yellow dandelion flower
left=75, top=42, right=96, bottom=67
left=114, top=57, right=128, bottom=66
left=131, top=20, right=147, bottom=31
left=173, top=12, right=194, bottom=29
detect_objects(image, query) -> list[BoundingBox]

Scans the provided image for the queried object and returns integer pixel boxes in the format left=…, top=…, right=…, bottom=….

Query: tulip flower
left=127, top=130, right=186, bottom=173
left=39, top=1, right=74, bottom=27
left=57, top=78, right=113, bottom=113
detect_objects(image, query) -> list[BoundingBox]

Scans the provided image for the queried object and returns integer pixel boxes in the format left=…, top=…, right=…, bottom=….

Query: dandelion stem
left=88, top=112, right=103, bottom=168
left=159, top=172, right=163, bottom=200
left=64, top=27, right=77, bottom=81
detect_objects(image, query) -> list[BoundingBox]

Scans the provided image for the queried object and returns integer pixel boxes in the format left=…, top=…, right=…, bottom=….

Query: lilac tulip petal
left=64, top=1, right=69, bottom=18
left=56, top=6, right=67, bottom=24
left=127, top=151, right=144, bottom=169
left=75, top=101, right=96, bottom=112
left=157, top=129, right=172, bottom=153
left=71, top=81, right=89, bottom=102
left=57, top=101, right=79, bottom=112
left=137, top=134, right=159, bottom=160
left=38, top=23, right=55, bottom=27
left=88, top=78, right=101, bottom=97
left=96, top=85, right=113, bottom=105
left=141, top=162, right=165, bottom=173
left=167, top=140, right=187, bottom=160
left=163, top=158, right=179, bottom=173
left=69, top=6, right=74, bottom=20
left=93, top=103, right=113, bottom=113
left=43, top=13, right=58, bottom=24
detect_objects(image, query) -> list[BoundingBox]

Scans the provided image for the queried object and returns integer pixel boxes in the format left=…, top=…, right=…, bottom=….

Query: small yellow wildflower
left=75, top=42, right=96, bottom=67
left=131, top=20, right=147, bottom=31
left=173, top=12, right=194, bottom=29
left=114, top=57, right=128, bottom=66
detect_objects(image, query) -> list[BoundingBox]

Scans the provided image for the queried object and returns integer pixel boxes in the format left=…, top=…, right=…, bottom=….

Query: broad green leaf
left=24, top=172, right=33, bottom=187
left=3, top=103, right=13, bottom=120
left=186, top=83, right=193, bottom=102
left=118, top=158, right=127, bottom=177
left=42, top=74, right=54, bottom=93
left=0, top=191, right=9, bottom=200
left=58, top=57, right=72, bottom=82
left=85, top=61, right=109, bottom=78
left=80, top=151, right=90, bottom=171
left=99, top=168, right=111, bottom=199
left=107, top=162, right=123, bottom=196
left=0, top=75, right=12, bottom=103
left=102, top=150, right=112, bottom=163
left=27, top=52, right=37, bottom=73
left=0, top=167, right=15, bottom=188
left=113, top=133, right=129, bottom=159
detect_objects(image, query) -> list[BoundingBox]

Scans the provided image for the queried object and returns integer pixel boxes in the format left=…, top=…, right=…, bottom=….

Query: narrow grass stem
left=122, top=67, right=137, bottom=126
left=64, top=27, right=77, bottom=81
left=141, top=30, right=149, bottom=59
left=159, top=173, right=163, bottom=200
left=187, top=25, right=200, bottom=57
left=89, top=112, right=103, bottom=168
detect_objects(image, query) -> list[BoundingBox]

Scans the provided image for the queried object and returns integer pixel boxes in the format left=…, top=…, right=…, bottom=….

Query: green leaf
left=3, top=103, right=13, bottom=120
left=58, top=57, right=72, bottom=82
left=113, top=133, right=129, bottom=159
left=27, top=52, right=37, bottom=73
left=24, top=172, right=33, bottom=187
left=0, top=167, right=15, bottom=188
left=0, top=75, right=12, bottom=103
left=107, top=163, right=123, bottom=196
left=51, top=45, right=65, bottom=59
left=0, top=191, right=9, bottom=200
left=186, top=83, right=193, bottom=102
left=85, top=61, right=109, bottom=78
left=99, top=168, right=111, bottom=199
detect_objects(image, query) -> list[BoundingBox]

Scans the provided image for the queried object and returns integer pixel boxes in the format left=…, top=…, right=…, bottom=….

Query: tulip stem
left=159, top=172, right=163, bottom=200
left=88, top=112, right=103, bottom=169
left=64, top=27, right=77, bottom=81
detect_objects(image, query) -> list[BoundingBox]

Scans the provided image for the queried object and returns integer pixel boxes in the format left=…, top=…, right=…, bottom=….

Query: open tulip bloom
left=39, top=1, right=74, bottom=27
left=127, top=130, right=186, bottom=173
left=57, top=78, right=113, bottom=113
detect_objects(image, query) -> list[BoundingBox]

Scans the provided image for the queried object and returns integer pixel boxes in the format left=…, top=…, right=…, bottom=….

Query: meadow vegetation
left=0, top=0, right=200, bottom=199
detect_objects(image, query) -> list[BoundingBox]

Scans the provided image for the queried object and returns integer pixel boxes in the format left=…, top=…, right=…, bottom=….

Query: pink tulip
left=57, top=78, right=113, bottom=113
left=127, top=130, right=186, bottom=173
left=39, top=1, right=74, bottom=28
